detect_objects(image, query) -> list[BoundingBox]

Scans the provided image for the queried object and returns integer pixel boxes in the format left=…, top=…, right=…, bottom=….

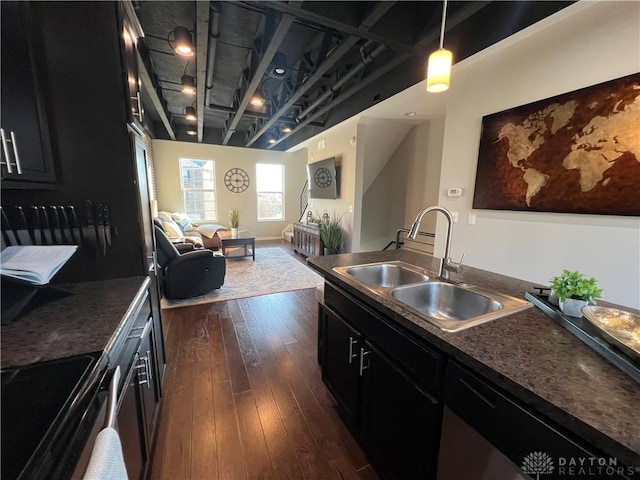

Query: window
left=179, top=158, right=217, bottom=221
left=256, top=163, right=284, bottom=221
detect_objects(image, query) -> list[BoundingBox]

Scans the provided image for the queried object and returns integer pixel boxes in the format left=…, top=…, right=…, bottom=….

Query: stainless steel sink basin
left=334, top=261, right=429, bottom=290
left=333, top=261, right=532, bottom=332
left=391, top=282, right=501, bottom=320
left=391, top=281, right=531, bottom=331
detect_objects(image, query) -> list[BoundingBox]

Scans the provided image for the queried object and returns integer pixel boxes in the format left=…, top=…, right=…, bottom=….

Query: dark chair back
left=154, top=226, right=179, bottom=266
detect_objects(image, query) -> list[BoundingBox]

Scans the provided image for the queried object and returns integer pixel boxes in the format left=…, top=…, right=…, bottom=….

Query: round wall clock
left=224, top=168, right=250, bottom=193
left=314, top=167, right=332, bottom=188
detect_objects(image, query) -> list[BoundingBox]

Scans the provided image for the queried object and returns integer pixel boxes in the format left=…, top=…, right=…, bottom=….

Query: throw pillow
left=171, top=212, right=194, bottom=231
left=162, top=220, right=183, bottom=239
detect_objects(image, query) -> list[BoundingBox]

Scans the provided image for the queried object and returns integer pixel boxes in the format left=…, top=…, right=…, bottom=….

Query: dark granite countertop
left=1, top=276, right=148, bottom=368
left=307, top=250, right=640, bottom=468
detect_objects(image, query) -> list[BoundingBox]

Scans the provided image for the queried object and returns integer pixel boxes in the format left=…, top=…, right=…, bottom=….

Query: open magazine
left=1, top=245, right=78, bottom=285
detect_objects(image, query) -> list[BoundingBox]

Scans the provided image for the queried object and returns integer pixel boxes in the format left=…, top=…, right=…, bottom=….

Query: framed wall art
left=472, top=73, right=640, bottom=216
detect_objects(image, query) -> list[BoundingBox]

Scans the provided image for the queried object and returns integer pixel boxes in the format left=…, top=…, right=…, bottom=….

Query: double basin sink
left=333, top=261, right=532, bottom=332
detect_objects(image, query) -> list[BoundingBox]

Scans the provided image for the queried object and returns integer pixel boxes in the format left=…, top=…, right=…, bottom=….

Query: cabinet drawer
left=444, top=361, right=606, bottom=469
left=325, top=282, right=445, bottom=394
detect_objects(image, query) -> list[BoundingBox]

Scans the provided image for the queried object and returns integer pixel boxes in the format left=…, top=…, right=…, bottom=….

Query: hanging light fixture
left=426, top=0, right=452, bottom=93
left=172, top=26, right=195, bottom=57
left=181, top=75, right=196, bottom=95
left=184, top=106, right=197, bottom=121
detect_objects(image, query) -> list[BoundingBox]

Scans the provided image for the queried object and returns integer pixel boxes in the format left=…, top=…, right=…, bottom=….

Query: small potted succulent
left=549, top=269, right=603, bottom=317
left=229, top=208, right=240, bottom=237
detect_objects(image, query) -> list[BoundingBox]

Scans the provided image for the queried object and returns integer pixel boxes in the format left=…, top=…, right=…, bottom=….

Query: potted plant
left=549, top=269, right=603, bottom=317
left=319, top=212, right=344, bottom=255
left=229, top=208, right=240, bottom=237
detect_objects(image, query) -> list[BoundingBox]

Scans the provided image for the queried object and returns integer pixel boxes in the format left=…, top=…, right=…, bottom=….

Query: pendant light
left=172, top=26, right=195, bottom=57
left=181, top=75, right=196, bottom=95
left=426, top=0, right=452, bottom=93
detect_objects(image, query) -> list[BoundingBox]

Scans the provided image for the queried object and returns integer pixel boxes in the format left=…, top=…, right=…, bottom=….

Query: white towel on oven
left=83, top=427, right=128, bottom=480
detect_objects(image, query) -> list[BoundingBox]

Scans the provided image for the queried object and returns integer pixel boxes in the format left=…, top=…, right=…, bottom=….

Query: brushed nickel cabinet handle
left=10, top=131, right=22, bottom=174
left=1, top=128, right=13, bottom=174
left=348, top=336, right=358, bottom=364
left=359, top=348, right=371, bottom=376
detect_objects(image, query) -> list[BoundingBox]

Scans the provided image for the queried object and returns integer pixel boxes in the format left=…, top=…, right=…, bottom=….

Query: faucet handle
left=445, top=254, right=464, bottom=274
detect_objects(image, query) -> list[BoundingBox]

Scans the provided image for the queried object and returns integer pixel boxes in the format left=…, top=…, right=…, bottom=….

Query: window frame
left=178, top=157, right=218, bottom=222
left=256, top=163, right=285, bottom=222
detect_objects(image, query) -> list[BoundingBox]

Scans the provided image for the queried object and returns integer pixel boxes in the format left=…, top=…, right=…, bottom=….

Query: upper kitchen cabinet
left=1, top=1, right=56, bottom=188
left=119, top=4, right=145, bottom=133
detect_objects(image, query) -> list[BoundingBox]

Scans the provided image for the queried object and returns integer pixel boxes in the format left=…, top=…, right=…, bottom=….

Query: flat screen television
left=308, top=157, right=339, bottom=199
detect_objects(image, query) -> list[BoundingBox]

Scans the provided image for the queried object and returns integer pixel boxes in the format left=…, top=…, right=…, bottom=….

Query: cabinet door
left=321, top=306, right=362, bottom=425
left=138, top=318, right=160, bottom=442
left=0, top=2, right=55, bottom=186
left=118, top=354, right=146, bottom=480
left=361, top=341, right=442, bottom=480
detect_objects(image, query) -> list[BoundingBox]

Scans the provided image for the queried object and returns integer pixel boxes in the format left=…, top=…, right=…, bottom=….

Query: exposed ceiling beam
left=245, top=1, right=395, bottom=147
left=222, top=8, right=296, bottom=144
left=268, top=52, right=412, bottom=149
left=243, top=0, right=419, bottom=55
left=196, top=1, right=210, bottom=142
left=207, top=104, right=323, bottom=127
left=414, top=1, right=492, bottom=48
left=136, top=49, right=176, bottom=140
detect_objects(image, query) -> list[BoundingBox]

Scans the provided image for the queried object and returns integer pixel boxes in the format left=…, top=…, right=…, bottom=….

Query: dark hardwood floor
left=150, top=244, right=377, bottom=479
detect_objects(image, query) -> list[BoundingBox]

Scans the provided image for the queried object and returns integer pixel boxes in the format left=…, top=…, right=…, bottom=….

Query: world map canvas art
left=473, top=73, right=640, bottom=216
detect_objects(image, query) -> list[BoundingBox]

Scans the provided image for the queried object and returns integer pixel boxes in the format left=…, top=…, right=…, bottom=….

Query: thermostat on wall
left=447, top=187, right=463, bottom=197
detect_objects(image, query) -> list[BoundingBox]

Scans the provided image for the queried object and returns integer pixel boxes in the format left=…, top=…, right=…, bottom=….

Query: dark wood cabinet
left=361, top=341, right=441, bottom=480
left=320, top=284, right=445, bottom=479
left=322, top=307, right=362, bottom=424
left=293, top=222, right=323, bottom=257
left=0, top=1, right=56, bottom=187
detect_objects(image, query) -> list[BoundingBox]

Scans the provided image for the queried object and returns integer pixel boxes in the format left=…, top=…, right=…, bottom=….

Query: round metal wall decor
left=314, top=167, right=333, bottom=188
left=224, top=168, right=250, bottom=193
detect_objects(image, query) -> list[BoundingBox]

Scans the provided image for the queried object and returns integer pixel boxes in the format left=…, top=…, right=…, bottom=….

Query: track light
left=181, top=75, right=196, bottom=95
left=426, top=0, right=452, bottom=93
left=184, top=106, right=197, bottom=121
left=172, top=26, right=195, bottom=57
left=250, top=91, right=265, bottom=106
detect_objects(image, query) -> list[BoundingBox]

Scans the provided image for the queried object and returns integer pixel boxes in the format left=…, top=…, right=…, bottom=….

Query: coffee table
left=217, top=230, right=255, bottom=260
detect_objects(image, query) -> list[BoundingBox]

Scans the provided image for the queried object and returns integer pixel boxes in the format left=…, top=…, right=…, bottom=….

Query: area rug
left=160, top=246, right=324, bottom=309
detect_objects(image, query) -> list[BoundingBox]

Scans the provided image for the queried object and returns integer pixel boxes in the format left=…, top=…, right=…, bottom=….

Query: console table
left=293, top=222, right=324, bottom=257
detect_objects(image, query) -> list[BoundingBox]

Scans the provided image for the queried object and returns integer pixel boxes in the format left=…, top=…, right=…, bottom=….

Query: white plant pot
left=559, top=298, right=588, bottom=317
left=231, top=227, right=239, bottom=237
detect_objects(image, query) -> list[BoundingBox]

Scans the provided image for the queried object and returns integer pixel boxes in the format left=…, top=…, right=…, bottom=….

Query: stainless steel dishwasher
left=437, top=407, right=528, bottom=480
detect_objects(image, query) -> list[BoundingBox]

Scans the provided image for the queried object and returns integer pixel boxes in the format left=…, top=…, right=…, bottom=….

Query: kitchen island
left=307, top=250, right=640, bottom=476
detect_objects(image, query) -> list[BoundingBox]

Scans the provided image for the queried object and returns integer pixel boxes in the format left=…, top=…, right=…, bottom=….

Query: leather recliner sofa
left=154, top=226, right=226, bottom=299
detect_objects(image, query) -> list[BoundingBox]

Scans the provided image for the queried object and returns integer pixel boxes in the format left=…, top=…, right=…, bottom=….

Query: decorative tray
left=525, top=291, right=640, bottom=384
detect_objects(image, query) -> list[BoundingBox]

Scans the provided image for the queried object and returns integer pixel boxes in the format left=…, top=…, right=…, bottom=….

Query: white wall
left=304, top=118, right=359, bottom=251
left=436, top=1, right=640, bottom=308
left=359, top=120, right=444, bottom=253
left=153, top=139, right=307, bottom=239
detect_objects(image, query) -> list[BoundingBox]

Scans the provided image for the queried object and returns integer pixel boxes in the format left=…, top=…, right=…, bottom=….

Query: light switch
left=452, top=211, right=459, bottom=223
left=468, top=213, right=477, bottom=225
left=348, top=205, right=353, bottom=213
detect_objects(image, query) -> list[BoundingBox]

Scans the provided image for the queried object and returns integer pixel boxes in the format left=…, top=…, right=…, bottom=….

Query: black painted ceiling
left=132, top=1, right=573, bottom=151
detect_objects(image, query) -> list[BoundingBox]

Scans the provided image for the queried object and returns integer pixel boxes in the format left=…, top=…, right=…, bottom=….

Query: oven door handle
left=104, top=365, right=120, bottom=429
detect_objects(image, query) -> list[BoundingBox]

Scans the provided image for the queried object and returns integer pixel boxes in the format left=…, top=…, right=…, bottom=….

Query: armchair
left=154, top=226, right=226, bottom=299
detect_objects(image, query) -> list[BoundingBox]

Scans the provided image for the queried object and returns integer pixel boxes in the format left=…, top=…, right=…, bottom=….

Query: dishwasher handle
left=104, top=365, right=120, bottom=429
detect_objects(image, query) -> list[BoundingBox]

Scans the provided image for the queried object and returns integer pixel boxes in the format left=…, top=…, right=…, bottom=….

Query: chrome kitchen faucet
left=408, top=205, right=463, bottom=280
